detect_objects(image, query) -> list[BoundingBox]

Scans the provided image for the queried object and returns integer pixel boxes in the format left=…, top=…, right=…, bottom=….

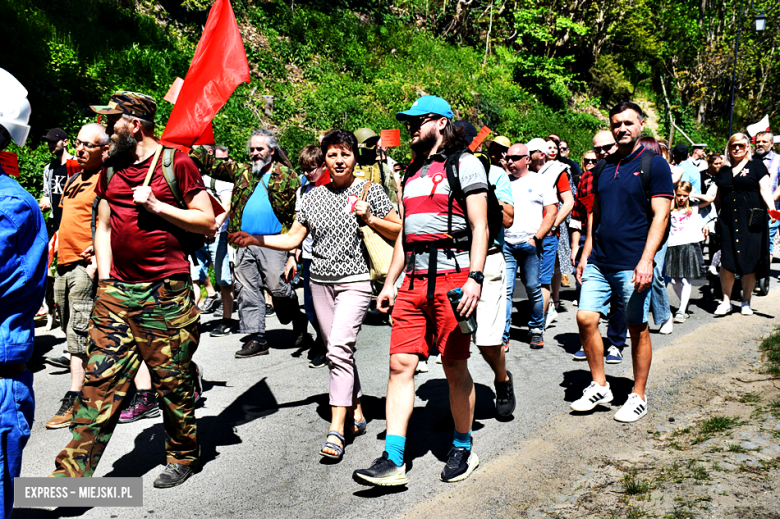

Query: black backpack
left=591, top=148, right=670, bottom=241
left=401, top=148, right=504, bottom=298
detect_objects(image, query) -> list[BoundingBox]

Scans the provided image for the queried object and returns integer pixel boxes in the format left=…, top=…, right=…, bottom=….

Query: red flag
left=161, top=0, right=250, bottom=147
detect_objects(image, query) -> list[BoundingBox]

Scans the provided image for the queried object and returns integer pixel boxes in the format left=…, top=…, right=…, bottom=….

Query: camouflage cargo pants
left=51, top=276, right=200, bottom=477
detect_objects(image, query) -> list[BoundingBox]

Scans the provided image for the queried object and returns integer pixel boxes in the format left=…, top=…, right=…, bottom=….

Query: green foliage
left=590, top=55, right=632, bottom=106
left=700, top=416, right=740, bottom=434
left=760, top=327, right=780, bottom=377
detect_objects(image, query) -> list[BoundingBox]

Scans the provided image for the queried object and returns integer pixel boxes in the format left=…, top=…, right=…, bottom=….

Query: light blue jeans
left=503, top=241, right=544, bottom=341
left=650, top=240, right=671, bottom=325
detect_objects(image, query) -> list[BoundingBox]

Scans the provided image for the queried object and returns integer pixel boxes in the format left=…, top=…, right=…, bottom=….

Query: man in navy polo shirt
left=572, top=101, right=673, bottom=423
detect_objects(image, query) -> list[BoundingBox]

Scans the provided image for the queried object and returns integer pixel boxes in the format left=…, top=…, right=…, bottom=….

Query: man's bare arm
left=95, top=199, right=113, bottom=280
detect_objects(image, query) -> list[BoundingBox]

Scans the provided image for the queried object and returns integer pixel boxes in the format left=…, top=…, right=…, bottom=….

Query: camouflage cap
left=90, top=91, right=156, bottom=121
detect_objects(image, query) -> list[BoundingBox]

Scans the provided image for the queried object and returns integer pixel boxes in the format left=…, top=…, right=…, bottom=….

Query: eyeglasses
left=593, top=144, right=616, bottom=154
left=559, top=146, right=569, bottom=151
left=729, top=143, right=747, bottom=150
left=583, top=158, right=598, bottom=165
left=403, top=114, right=438, bottom=131
left=75, top=139, right=104, bottom=150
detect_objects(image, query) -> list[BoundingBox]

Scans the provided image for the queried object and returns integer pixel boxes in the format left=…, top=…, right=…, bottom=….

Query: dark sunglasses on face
left=593, top=144, right=616, bottom=154
left=559, top=146, right=568, bottom=151
left=729, top=143, right=746, bottom=150
left=404, top=114, right=437, bottom=130
left=506, top=154, right=528, bottom=162
left=583, top=158, right=598, bottom=165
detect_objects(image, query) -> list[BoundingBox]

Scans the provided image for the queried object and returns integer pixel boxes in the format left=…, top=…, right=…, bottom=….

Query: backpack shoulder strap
left=445, top=149, right=468, bottom=236
left=160, top=148, right=186, bottom=209
left=639, top=149, right=657, bottom=202
left=591, top=158, right=608, bottom=193
left=63, top=169, right=82, bottom=192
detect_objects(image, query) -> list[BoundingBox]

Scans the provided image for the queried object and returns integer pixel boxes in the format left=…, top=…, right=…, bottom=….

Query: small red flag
left=468, top=126, right=492, bottom=152
left=0, top=151, right=20, bottom=176
left=380, top=129, right=401, bottom=147
left=161, top=0, right=250, bottom=147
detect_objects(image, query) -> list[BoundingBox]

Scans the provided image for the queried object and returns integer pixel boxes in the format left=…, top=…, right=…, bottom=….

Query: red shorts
left=389, top=270, right=471, bottom=360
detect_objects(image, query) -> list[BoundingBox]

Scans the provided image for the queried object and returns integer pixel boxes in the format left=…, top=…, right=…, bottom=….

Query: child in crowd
left=666, top=181, right=709, bottom=322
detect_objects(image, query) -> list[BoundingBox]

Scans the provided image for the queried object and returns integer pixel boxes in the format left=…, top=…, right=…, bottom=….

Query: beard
left=107, top=128, right=137, bottom=168
left=251, top=155, right=273, bottom=176
left=410, top=127, right=437, bottom=155
left=755, top=148, right=769, bottom=158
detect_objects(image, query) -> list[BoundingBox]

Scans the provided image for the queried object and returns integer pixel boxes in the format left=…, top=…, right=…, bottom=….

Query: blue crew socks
left=384, top=434, right=406, bottom=467
left=453, top=430, right=472, bottom=450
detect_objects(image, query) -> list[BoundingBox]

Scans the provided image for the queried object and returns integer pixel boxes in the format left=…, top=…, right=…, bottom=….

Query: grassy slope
left=3, top=0, right=605, bottom=198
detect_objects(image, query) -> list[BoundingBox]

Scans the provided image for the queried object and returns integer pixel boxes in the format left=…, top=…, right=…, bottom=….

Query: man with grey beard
left=191, top=129, right=307, bottom=358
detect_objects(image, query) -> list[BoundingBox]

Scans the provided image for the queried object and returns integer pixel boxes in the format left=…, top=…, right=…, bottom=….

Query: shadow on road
left=31, top=334, right=67, bottom=374
left=12, top=507, right=92, bottom=519
left=561, top=370, right=635, bottom=407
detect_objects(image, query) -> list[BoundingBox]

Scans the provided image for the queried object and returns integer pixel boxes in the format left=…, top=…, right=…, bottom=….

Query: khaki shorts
left=472, top=251, right=507, bottom=347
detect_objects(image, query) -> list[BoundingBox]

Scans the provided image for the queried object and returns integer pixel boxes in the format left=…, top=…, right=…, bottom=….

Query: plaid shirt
left=570, top=168, right=594, bottom=232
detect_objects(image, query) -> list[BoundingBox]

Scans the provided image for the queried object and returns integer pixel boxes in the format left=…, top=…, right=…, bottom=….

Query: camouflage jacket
left=189, top=147, right=301, bottom=235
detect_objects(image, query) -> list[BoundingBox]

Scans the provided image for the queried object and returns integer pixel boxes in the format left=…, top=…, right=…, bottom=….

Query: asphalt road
left=16, top=265, right=780, bottom=518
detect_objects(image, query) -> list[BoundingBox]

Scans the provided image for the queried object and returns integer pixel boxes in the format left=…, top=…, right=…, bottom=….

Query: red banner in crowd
left=0, top=151, right=20, bottom=176
left=161, top=0, right=250, bottom=148
left=380, top=129, right=401, bottom=147
left=468, top=126, right=492, bottom=152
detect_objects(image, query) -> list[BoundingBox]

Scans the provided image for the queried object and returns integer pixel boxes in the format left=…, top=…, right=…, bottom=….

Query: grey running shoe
left=440, top=447, right=479, bottom=482
left=353, top=452, right=408, bottom=487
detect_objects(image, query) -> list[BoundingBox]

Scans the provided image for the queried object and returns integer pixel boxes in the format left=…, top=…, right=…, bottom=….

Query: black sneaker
left=235, top=338, right=269, bottom=358
left=530, top=331, right=544, bottom=349
left=200, top=294, right=221, bottom=314
left=45, top=355, right=71, bottom=369
left=210, top=321, right=233, bottom=337
left=495, top=371, right=516, bottom=418
left=308, top=354, right=326, bottom=369
left=353, top=452, right=408, bottom=487
left=440, top=447, right=479, bottom=482
left=153, top=463, right=194, bottom=488
left=265, top=304, right=275, bottom=316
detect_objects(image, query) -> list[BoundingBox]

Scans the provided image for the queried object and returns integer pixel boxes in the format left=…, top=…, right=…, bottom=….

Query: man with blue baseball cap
left=353, top=95, right=489, bottom=486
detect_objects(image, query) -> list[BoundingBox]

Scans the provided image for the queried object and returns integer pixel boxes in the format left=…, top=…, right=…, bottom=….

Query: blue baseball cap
left=395, top=95, right=453, bottom=121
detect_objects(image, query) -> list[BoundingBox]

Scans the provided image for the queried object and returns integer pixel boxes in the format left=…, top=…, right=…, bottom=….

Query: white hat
left=0, top=68, right=31, bottom=147
left=526, top=138, right=548, bottom=154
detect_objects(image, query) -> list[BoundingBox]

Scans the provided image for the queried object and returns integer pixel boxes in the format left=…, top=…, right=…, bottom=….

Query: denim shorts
left=540, top=235, right=559, bottom=285
left=190, top=232, right=233, bottom=286
left=578, top=263, right=651, bottom=325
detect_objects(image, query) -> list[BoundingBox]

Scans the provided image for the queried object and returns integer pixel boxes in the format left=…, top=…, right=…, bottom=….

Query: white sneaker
left=571, top=381, right=614, bottom=412
left=708, top=265, right=718, bottom=276
left=714, top=301, right=732, bottom=316
left=545, top=306, right=558, bottom=330
left=614, top=393, right=648, bottom=422
left=741, top=302, right=754, bottom=315
left=659, top=315, right=674, bottom=335
left=415, top=359, right=428, bottom=373
left=435, top=356, right=443, bottom=364
left=673, top=312, right=688, bottom=323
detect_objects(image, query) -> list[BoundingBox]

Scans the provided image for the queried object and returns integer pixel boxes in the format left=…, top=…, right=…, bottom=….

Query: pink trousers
left=310, top=281, right=372, bottom=407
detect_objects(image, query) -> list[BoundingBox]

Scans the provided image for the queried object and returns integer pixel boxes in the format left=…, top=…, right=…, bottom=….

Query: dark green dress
left=716, top=158, right=770, bottom=277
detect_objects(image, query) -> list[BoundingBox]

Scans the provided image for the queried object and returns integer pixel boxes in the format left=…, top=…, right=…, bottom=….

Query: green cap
left=90, top=91, right=157, bottom=121
left=354, top=128, right=379, bottom=147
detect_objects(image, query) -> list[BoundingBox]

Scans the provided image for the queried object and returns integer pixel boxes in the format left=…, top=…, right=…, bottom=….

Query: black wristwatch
left=468, top=271, right=484, bottom=285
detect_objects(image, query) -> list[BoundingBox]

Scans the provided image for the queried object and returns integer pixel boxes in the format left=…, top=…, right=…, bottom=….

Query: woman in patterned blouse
left=230, top=129, right=401, bottom=461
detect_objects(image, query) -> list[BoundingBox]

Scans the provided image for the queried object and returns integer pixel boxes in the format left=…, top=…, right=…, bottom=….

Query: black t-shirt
left=49, top=161, right=69, bottom=228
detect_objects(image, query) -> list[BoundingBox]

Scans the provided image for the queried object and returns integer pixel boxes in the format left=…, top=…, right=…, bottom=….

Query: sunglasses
left=729, top=143, right=747, bottom=149
left=403, top=114, right=438, bottom=130
left=559, top=146, right=568, bottom=151
left=583, top=158, right=598, bottom=165
left=593, top=144, right=616, bottom=154
left=506, top=154, right=528, bottom=162
left=74, top=139, right=104, bottom=150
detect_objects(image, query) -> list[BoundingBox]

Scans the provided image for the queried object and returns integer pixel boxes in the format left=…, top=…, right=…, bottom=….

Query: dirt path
left=399, top=290, right=780, bottom=519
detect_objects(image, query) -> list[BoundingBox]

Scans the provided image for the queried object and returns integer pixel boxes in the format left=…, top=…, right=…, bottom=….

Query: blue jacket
left=0, top=168, right=48, bottom=364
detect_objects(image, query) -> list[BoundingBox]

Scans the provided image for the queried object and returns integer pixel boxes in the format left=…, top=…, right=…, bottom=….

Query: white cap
left=0, top=68, right=32, bottom=147
left=526, top=138, right=548, bottom=154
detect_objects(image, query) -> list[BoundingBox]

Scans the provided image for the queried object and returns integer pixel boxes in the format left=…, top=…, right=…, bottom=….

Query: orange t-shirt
left=58, top=169, right=100, bottom=266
